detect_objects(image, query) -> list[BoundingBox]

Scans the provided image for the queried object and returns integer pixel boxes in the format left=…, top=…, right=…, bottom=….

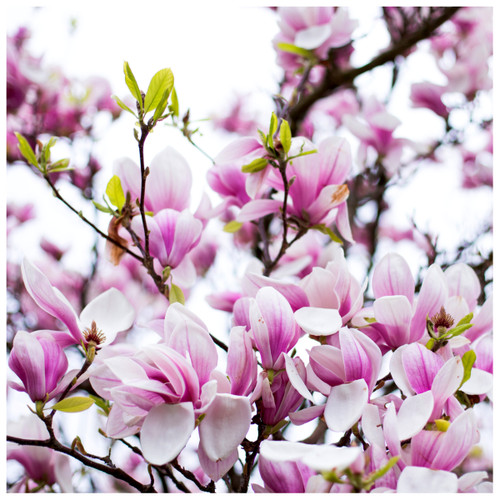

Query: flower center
left=82, top=320, right=106, bottom=347
left=431, top=306, right=454, bottom=333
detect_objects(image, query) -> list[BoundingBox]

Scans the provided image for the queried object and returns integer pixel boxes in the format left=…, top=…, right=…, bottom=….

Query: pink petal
left=372, top=253, right=414, bottom=302
left=430, top=356, right=463, bottom=419
left=199, top=393, right=251, bottom=461
left=21, top=259, right=81, bottom=343
left=214, top=136, right=262, bottom=164
left=324, top=379, right=368, bottom=432
left=289, top=404, right=326, bottom=425
left=295, top=24, right=332, bottom=49
left=147, top=147, right=192, bottom=212
left=301, top=445, right=362, bottom=472
left=444, top=263, right=480, bottom=310
left=402, top=343, right=444, bottom=394
left=237, top=199, right=282, bottom=223
left=460, top=368, right=493, bottom=395
left=140, top=403, right=195, bottom=465
left=198, top=444, right=238, bottom=482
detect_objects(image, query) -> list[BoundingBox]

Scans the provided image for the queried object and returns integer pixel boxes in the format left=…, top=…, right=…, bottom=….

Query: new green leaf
left=106, top=175, right=126, bottom=211
left=169, top=283, right=185, bottom=305
left=52, top=397, right=95, bottom=413
left=460, top=350, right=476, bottom=388
left=123, top=61, right=142, bottom=110
left=279, top=119, right=292, bottom=154
left=241, top=158, right=268, bottom=173
left=144, top=68, right=174, bottom=114
left=170, top=86, right=179, bottom=117
left=15, top=132, right=39, bottom=169
left=223, top=221, right=243, bottom=233
left=276, top=42, right=315, bottom=59
left=112, top=95, right=136, bottom=116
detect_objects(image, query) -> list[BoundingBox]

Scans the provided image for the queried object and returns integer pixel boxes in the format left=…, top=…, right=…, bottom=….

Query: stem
left=43, top=174, right=142, bottom=261
left=288, top=7, right=461, bottom=134
left=6, top=435, right=156, bottom=493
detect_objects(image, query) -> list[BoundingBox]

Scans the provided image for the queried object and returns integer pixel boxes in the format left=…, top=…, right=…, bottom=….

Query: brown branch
left=7, top=435, right=156, bottom=493
left=288, top=7, right=461, bottom=134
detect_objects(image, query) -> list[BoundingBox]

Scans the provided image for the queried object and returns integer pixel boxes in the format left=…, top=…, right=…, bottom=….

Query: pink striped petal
left=214, top=137, right=262, bottom=164
left=284, top=353, right=313, bottom=402
left=237, top=199, right=282, bottom=223
left=21, top=259, right=81, bottom=343
left=198, top=444, right=238, bottom=481
left=444, top=263, right=480, bottom=310
left=372, top=253, right=414, bottom=302
left=430, top=356, right=463, bottom=420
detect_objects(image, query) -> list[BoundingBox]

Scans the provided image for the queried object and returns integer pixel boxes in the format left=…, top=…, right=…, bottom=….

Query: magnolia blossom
left=8, top=331, right=69, bottom=402
left=21, top=258, right=135, bottom=348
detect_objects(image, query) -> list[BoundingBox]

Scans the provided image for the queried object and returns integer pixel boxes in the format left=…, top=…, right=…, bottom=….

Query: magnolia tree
left=6, top=6, right=493, bottom=494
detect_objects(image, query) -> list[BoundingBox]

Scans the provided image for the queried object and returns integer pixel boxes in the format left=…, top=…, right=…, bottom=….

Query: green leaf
left=144, top=68, right=174, bottom=114
left=169, top=283, right=185, bottom=305
left=288, top=148, right=318, bottom=160
left=15, top=132, right=39, bottom=169
left=170, top=86, right=179, bottom=117
left=88, top=395, right=110, bottom=415
left=312, top=224, right=342, bottom=243
left=446, top=323, right=473, bottom=338
left=92, top=200, right=114, bottom=214
left=241, top=158, right=268, bottom=173
left=43, top=137, right=57, bottom=163
left=456, top=312, right=474, bottom=327
left=52, top=396, right=94, bottom=413
left=152, top=88, right=171, bottom=123
left=268, top=112, right=278, bottom=148
left=277, top=42, right=315, bottom=59
left=223, top=221, right=243, bottom=233
left=48, top=158, right=71, bottom=172
left=279, top=119, right=292, bottom=154
left=106, top=175, right=126, bottom=211
left=112, top=95, right=136, bottom=116
left=365, top=456, right=399, bottom=486
left=257, top=128, right=267, bottom=146
left=123, top=61, right=142, bottom=110
left=460, top=350, right=476, bottom=387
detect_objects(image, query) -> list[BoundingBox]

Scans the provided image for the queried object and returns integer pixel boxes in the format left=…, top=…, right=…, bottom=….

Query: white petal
left=259, top=440, right=313, bottom=463
left=140, top=403, right=194, bottom=465
left=324, top=379, right=368, bottom=432
left=199, top=394, right=251, bottom=461
left=397, top=466, right=458, bottom=493
left=80, top=288, right=135, bottom=344
left=283, top=353, right=313, bottom=402
left=396, top=391, right=434, bottom=441
left=294, top=306, right=342, bottom=336
left=361, top=404, right=384, bottom=449
left=460, top=368, right=493, bottom=395
left=294, top=24, right=332, bottom=49
left=302, top=444, right=361, bottom=472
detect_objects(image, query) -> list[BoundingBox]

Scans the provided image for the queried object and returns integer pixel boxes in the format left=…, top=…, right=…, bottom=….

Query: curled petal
left=294, top=306, right=342, bottom=336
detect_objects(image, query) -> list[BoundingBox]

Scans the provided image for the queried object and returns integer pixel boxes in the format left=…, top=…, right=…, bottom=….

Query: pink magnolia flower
left=274, top=7, right=358, bottom=73
left=89, top=303, right=252, bottom=467
left=8, top=414, right=73, bottom=492
left=253, top=454, right=315, bottom=493
left=114, top=146, right=193, bottom=214
left=248, top=286, right=301, bottom=370
left=301, top=327, right=382, bottom=432
left=226, top=326, right=258, bottom=397
left=21, top=258, right=135, bottom=348
left=132, top=209, right=203, bottom=270
left=8, top=330, right=69, bottom=402
left=410, top=81, right=449, bottom=118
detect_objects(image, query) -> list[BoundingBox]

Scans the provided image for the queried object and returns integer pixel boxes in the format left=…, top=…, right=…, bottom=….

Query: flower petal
left=199, top=394, right=251, bottom=461
left=140, top=403, right=195, bottom=465
left=396, top=391, right=434, bottom=441
left=324, top=379, right=368, bottom=432
left=397, top=466, right=458, bottom=493
left=294, top=306, right=342, bottom=336
left=80, top=288, right=135, bottom=345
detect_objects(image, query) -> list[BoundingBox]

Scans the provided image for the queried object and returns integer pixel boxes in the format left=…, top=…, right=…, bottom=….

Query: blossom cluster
left=7, top=6, right=492, bottom=494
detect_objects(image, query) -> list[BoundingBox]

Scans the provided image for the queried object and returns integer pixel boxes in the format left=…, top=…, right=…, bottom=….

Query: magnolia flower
left=114, top=146, right=192, bottom=214
left=8, top=330, right=69, bottom=402
left=21, top=259, right=135, bottom=348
